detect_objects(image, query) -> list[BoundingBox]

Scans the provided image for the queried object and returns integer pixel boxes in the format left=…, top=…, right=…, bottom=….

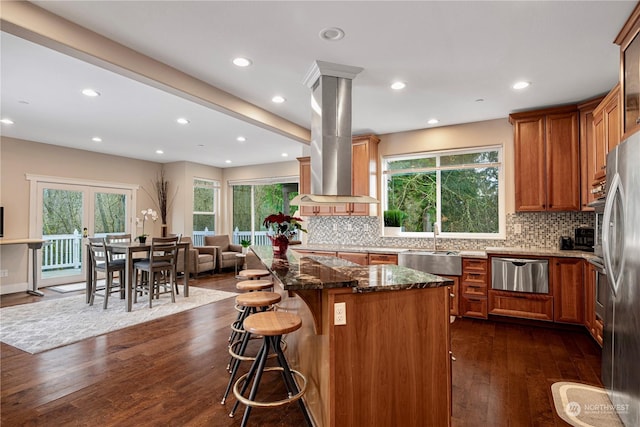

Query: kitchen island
left=251, top=246, right=454, bottom=427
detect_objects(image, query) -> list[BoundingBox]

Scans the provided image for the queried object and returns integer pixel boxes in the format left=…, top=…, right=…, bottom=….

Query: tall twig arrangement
left=144, top=170, right=176, bottom=226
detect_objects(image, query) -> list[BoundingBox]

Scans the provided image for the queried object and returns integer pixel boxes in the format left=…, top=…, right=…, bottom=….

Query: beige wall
left=0, top=137, right=162, bottom=292
left=378, top=118, right=515, bottom=213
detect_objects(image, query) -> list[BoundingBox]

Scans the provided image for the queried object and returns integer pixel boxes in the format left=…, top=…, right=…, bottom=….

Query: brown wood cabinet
left=584, top=261, right=604, bottom=347
left=460, top=258, right=488, bottom=319
left=615, top=3, right=640, bottom=138
left=336, top=251, right=369, bottom=265
left=297, top=134, right=379, bottom=216
left=489, top=290, right=554, bottom=321
left=552, top=257, right=584, bottom=324
left=592, top=85, right=621, bottom=192
left=368, top=253, right=398, bottom=265
left=297, top=158, right=332, bottom=216
left=442, top=275, right=460, bottom=316
left=578, top=97, right=604, bottom=210
left=510, top=107, right=580, bottom=211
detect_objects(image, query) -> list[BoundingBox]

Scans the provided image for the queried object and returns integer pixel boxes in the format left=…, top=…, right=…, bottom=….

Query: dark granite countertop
left=252, top=246, right=452, bottom=293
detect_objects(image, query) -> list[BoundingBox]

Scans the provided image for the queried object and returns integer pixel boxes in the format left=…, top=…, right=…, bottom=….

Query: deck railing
left=40, top=228, right=299, bottom=272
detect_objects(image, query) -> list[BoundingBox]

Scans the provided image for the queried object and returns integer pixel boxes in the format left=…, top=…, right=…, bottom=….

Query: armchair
left=176, top=236, right=216, bottom=277
left=203, top=235, right=243, bottom=272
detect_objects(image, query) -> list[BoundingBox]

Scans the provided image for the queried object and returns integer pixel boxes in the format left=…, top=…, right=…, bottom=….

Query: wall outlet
left=514, top=224, right=522, bottom=234
left=334, top=302, right=346, bottom=325
left=346, top=223, right=353, bottom=231
left=0, top=269, right=8, bottom=278
left=332, top=223, right=338, bottom=232
left=364, top=223, right=369, bottom=232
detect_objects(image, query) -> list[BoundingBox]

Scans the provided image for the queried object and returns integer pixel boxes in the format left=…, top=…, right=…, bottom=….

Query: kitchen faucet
left=433, top=222, right=439, bottom=251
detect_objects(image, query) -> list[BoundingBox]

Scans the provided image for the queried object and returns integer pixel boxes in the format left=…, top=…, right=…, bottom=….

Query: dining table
left=85, top=240, right=190, bottom=312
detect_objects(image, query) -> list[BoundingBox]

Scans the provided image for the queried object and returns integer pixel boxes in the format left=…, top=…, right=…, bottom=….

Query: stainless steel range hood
left=291, top=61, right=379, bottom=206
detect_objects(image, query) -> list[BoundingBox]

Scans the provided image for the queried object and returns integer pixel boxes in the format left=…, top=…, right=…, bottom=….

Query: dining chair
left=133, top=235, right=179, bottom=308
left=105, top=234, right=132, bottom=261
left=87, top=237, right=126, bottom=309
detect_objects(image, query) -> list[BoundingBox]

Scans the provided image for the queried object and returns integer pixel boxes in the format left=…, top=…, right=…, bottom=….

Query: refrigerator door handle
left=602, top=172, right=625, bottom=296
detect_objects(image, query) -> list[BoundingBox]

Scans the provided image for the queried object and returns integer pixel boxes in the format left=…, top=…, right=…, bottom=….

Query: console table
left=0, top=238, right=47, bottom=296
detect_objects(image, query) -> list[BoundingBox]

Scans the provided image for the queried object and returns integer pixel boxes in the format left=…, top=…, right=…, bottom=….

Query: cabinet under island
left=250, top=246, right=454, bottom=427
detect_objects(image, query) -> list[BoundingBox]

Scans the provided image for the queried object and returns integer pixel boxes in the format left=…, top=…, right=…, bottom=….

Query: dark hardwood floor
left=1, top=273, right=602, bottom=426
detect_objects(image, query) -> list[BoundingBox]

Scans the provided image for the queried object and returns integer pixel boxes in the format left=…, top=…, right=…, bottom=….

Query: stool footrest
left=233, top=367, right=307, bottom=408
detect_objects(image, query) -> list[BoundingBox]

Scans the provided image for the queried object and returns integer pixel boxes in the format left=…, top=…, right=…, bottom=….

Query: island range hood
left=290, top=61, right=379, bottom=206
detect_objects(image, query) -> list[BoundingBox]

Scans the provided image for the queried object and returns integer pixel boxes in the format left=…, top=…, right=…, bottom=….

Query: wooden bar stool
left=222, top=291, right=282, bottom=405
left=237, top=269, right=271, bottom=280
left=235, top=279, right=273, bottom=292
left=230, top=311, right=312, bottom=426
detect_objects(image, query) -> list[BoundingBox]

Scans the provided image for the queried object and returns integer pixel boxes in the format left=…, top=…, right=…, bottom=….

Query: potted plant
left=240, top=239, right=251, bottom=254
left=263, top=212, right=307, bottom=255
left=136, top=208, right=158, bottom=244
left=384, top=209, right=407, bottom=236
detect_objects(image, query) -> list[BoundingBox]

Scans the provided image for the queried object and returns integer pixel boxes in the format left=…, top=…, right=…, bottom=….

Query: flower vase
left=269, top=236, right=289, bottom=257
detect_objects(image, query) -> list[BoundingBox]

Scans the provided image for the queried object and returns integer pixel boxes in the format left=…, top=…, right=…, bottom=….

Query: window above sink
left=382, top=146, right=505, bottom=239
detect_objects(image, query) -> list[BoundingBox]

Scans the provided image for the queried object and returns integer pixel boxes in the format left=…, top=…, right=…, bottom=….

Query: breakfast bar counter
left=252, top=246, right=454, bottom=427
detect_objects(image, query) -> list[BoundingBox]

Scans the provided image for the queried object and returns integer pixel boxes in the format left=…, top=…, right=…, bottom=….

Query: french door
left=33, top=181, right=134, bottom=286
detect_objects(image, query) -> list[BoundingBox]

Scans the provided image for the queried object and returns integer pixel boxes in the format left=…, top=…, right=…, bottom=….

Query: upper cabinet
left=591, top=85, right=621, bottom=198
left=510, top=106, right=580, bottom=212
left=615, top=3, right=640, bottom=139
left=578, top=96, right=604, bottom=210
left=297, top=134, right=380, bottom=216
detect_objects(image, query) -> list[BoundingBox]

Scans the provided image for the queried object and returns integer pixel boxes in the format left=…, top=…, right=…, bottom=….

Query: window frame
left=192, top=178, right=220, bottom=235
left=382, top=145, right=505, bottom=239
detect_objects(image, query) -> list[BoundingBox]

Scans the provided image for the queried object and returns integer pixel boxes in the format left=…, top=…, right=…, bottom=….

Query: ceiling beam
left=0, top=1, right=311, bottom=145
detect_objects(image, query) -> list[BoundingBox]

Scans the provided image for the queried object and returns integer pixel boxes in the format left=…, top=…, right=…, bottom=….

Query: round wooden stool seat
left=236, top=279, right=272, bottom=291
left=236, top=292, right=281, bottom=308
left=243, top=312, right=302, bottom=337
left=237, top=269, right=271, bottom=280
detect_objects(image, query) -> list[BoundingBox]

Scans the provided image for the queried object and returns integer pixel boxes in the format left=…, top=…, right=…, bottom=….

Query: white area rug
left=551, top=382, right=624, bottom=427
left=48, top=282, right=92, bottom=293
left=0, top=286, right=237, bottom=354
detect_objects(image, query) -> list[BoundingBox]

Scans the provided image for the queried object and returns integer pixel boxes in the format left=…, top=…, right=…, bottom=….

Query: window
left=230, top=180, right=299, bottom=245
left=193, top=178, right=219, bottom=238
left=383, top=147, right=503, bottom=237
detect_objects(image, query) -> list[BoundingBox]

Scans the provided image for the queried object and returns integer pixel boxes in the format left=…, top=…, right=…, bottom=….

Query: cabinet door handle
left=450, top=293, right=455, bottom=298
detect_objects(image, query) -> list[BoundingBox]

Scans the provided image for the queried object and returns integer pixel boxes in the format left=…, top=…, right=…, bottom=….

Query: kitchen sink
left=397, top=250, right=462, bottom=276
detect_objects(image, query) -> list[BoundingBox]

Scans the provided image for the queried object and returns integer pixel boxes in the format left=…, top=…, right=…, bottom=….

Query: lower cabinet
left=488, top=290, right=554, bottom=321
left=336, top=251, right=369, bottom=265
left=584, top=261, right=603, bottom=347
left=442, top=275, right=460, bottom=316
left=460, top=258, right=488, bottom=319
left=368, top=253, right=398, bottom=265
left=552, top=257, right=584, bottom=324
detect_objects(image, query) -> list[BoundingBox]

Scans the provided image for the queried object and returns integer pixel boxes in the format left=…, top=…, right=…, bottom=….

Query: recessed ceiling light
left=176, top=118, right=190, bottom=125
left=82, top=88, right=100, bottom=97
left=319, top=27, right=345, bottom=41
left=232, top=57, right=252, bottom=67
left=225, top=160, right=232, bottom=164
left=156, top=149, right=164, bottom=155
left=512, top=81, right=531, bottom=90
left=427, top=118, right=439, bottom=125
left=272, top=95, right=286, bottom=104
left=281, top=153, right=289, bottom=157
left=236, top=136, right=246, bottom=142
left=92, top=137, right=102, bottom=142
left=0, top=118, right=14, bottom=125
left=391, top=81, right=406, bottom=90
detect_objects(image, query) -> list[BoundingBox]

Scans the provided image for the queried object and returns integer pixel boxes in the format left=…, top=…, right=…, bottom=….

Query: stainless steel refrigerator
left=602, top=132, right=640, bottom=426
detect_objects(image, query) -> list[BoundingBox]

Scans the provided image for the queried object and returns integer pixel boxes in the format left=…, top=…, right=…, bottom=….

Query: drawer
left=488, top=290, right=553, bottom=321
left=462, top=271, right=487, bottom=286
left=462, top=282, right=487, bottom=297
left=460, top=296, right=487, bottom=319
left=369, top=253, right=398, bottom=265
left=463, top=258, right=487, bottom=273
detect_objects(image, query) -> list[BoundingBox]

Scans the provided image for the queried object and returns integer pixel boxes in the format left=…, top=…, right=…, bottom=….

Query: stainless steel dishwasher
left=491, top=257, right=549, bottom=294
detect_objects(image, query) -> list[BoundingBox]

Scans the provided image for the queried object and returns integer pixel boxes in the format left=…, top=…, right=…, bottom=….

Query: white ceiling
left=1, top=1, right=636, bottom=168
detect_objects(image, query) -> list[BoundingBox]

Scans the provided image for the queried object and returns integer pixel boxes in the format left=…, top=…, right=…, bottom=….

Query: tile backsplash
left=305, top=212, right=595, bottom=250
